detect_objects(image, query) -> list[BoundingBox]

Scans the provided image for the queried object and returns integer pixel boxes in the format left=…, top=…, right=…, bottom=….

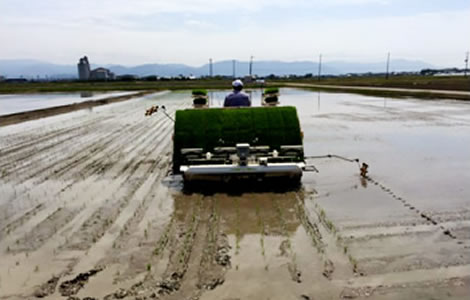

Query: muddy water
left=0, top=89, right=469, bottom=299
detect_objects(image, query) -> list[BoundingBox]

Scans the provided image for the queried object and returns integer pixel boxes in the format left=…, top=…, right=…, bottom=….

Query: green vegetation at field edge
left=278, top=75, right=470, bottom=92
left=0, top=80, right=265, bottom=94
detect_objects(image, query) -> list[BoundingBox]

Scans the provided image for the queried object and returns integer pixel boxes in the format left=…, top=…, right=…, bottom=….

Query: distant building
left=78, top=56, right=91, bottom=80
left=90, top=67, right=115, bottom=80
left=77, top=56, right=115, bottom=80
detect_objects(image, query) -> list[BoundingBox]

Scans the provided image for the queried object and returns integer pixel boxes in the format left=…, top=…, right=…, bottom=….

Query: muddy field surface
left=0, top=89, right=469, bottom=299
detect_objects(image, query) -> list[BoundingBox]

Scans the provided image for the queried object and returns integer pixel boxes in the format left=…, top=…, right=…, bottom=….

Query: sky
left=0, top=0, right=469, bottom=67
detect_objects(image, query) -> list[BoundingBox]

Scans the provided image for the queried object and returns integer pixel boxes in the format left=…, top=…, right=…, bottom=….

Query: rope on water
left=304, top=154, right=367, bottom=176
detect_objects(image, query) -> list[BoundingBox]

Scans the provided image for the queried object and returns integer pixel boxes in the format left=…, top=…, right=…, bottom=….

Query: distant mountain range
left=0, top=59, right=436, bottom=79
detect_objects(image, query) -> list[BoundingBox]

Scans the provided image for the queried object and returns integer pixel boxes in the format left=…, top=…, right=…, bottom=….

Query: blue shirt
left=224, top=91, right=251, bottom=107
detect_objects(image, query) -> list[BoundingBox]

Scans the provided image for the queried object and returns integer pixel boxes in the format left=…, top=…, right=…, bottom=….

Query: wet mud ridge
left=58, top=267, right=104, bottom=297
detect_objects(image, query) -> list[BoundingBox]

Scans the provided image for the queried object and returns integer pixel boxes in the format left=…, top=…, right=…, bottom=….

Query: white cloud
left=0, top=1, right=468, bottom=67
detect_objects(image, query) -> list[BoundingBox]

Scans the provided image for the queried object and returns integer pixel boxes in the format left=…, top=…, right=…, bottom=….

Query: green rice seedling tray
left=173, top=106, right=302, bottom=173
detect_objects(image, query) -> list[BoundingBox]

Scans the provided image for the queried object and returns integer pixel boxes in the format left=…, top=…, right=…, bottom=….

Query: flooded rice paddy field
left=0, top=91, right=139, bottom=116
left=0, top=89, right=469, bottom=299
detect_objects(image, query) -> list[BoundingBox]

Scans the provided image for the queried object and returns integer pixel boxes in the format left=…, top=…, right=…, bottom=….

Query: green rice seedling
left=191, top=89, right=208, bottom=96
left=264, top=87, right=279, bottom=94
left=348, top=254, right=358, bottom=272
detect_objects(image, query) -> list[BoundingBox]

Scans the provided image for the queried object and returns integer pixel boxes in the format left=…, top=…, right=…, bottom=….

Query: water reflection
left=0, top=91, right=137, bottom=116
left=317, top=91, right=321, bottom=112
left=80, top=91, right=93, bottom=98
left=360, top=177, right=368, bottom=188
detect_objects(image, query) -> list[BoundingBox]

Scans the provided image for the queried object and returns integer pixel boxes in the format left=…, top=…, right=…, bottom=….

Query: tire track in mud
left=4, top=98, right=180, bottom=184
left=0, top=95, right=173, bottom=182
left=156, top=195, right=204, bottom=299
left=90, top=139, right=173, bottom=269
left=0, top=105, right=179, bottom=235
left=0, top=115, right=173, bottom=244
left=60, top=130, right=172, bottom=252
left=99, top=182, right=173, bottom=283
left=197, top=197, right=231, bottom=291
left=0, top=114, right=132, bottom=195
left=0, top=96, right=190, bottom=297
left=51, top=109, right=174, bottom=183
left=271, top=195, right=302, bottom=283
left=295, top=192, right=358, bottom=278
left=254, top=198, right=269, bottom=272
left=0, top=117, right=119, bottom=183
left=0, top=117, right=105, bottom=169
left=0, top=116, right=108, bottom=161
left=0, top=121, right=118, bottom=179
left=104, top=194, right=231, bottom=300
left=0, top=123, right=139, bottom=233
left=30, top=102, right=180, bottom=184
left=104, top=194, right=204, bottom=299
left=0, top=119, right=175, bottom=253
left=294, top=193, right=324, bottom=254
left=1, top=117, right=175, bottom=296
left=54, top=156, right=173, bottom=296
left=7, top=206, right=83, bottom=253
left=12, top=114, right=152, bottom=182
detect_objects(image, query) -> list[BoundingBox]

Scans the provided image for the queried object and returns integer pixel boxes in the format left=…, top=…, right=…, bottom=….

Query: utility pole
left=249, top=56, right=254, bottom=78
left=209, top=58, right=213, bottom=77
left=385, top=52, right=390, bottom=79
left=317, top=54, right=322, bottom=81
left=465, top=51, right=469, bottom=77
left=232, top=59, right=236, bottom=78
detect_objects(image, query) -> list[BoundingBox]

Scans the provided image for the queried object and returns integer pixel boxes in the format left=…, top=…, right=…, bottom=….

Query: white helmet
left=232, top=79, right=244, bottom=88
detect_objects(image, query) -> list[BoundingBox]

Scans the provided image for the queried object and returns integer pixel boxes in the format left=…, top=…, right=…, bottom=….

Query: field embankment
left=2, top=76, right=468, bottom=100
left=273, top=75, right=470, bottom=100
left=0, top=80, right=263, bottom=94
